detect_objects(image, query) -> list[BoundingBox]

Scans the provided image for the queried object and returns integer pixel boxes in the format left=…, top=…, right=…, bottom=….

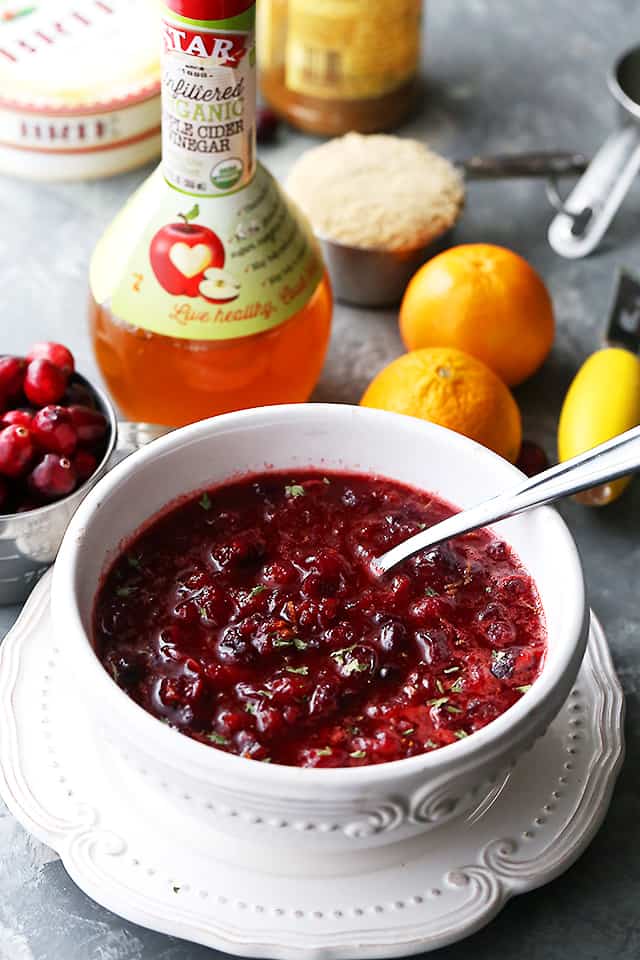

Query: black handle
left=461, top=151, right=589, bottom=180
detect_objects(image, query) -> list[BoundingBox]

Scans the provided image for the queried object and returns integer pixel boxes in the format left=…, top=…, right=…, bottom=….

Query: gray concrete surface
left=2, top=0, right=639, bottom=957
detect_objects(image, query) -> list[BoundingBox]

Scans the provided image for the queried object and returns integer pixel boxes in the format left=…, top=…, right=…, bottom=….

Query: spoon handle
left=374, top=424, right=640, bottom=575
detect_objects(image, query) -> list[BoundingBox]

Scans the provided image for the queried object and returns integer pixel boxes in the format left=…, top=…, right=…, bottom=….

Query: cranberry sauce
left=94, top=472, right=546, bottom=767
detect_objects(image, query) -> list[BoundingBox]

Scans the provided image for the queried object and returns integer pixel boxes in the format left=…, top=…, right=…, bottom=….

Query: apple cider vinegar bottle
left=89, top=0, right=332, bottom=427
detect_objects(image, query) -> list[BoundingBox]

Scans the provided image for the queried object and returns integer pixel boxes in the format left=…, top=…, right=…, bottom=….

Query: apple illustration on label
left=150, top=205, right=225, bottom=297
left=199, top=267, right=241, bottom=304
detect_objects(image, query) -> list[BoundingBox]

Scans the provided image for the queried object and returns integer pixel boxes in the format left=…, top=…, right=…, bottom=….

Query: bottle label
left=283, top=0, right=422, bottom=101
left=161, top=6, right=257, bottom=197
left=90, top=164, right=324, bottom=341
left=90, top=3, right=325, bottom=342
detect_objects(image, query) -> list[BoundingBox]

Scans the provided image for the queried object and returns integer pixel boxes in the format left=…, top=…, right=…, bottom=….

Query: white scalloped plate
left=0, top=572, right=625, bottom=960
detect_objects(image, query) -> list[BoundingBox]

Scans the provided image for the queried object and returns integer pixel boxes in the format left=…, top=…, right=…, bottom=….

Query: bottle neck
left=160, top=1, right=257, bottom=198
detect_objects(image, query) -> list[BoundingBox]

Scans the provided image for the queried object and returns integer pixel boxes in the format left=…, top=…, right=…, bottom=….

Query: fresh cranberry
left=15, top=496, right=39, bottom=513
left=67, top=404, right=108, bottom=443
left=1, top=409, right=34, bottom=429
left=64, top=380, right=96, bottom=408
left=73, top=449, right=98, bottom=482
left=256, top=106, right=279, bottom=144
left=27, top=341, right=75, bottom=378
left=32, top=405, right=77, bottom=456
left=23, top=359, right=67, bottom=406
left=28, top=453, right=76, bottom=499
left=0, top=425, right=35, bottom=477
left=516, top=441, right=550, bottom=478
left=0, top=357, right=26, bottom=398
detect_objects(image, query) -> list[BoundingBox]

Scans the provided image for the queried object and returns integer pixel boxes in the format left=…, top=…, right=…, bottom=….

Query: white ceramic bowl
left=52, top=405, right=588, bottom=855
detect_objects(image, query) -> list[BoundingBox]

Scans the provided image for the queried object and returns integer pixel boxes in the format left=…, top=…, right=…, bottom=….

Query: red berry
left=0, top=356, right=26, bottom=397
left=1, top=409, right=34, bottom=429
left=256, top=106, right=279, bottom=145
left=0, top=425, right=35, bottom=477
left=73, top=449, right=98, bottom=482
left=32, top=405, right=77, bottom=457
left=23, top=359, right=67, bottom=406
left=28, top=453, right=76, bottom=500
left=516, top=441, right=550, bottom=478
left=68, top=405, right=108, bottom=443
left=27, top=342, right=75, bottom=378
left=64, top=380, right=96, bottom=408
left=15, top=496, right=38, bottom=514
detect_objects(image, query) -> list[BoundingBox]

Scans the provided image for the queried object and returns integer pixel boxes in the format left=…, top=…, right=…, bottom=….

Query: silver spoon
left=373, top=424, right=640, bottom=576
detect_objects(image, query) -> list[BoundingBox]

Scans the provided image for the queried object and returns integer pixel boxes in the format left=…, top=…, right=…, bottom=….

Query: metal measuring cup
left=0, top=375, right=168, bottom=605
left=549, top=45, right=640, bottom=259
left=317, top=151, right=587, bottom=307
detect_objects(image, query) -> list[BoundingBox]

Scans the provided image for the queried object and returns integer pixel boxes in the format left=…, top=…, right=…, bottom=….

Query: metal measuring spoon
left=372, top=424, right=640, bottom=576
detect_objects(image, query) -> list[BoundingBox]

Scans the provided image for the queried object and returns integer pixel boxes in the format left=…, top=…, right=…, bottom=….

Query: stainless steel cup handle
left=110, top=422, right=172, bottom=467
left=462, top=151, right=588, bottom=180
left=548, top=125, right=640, bottom=259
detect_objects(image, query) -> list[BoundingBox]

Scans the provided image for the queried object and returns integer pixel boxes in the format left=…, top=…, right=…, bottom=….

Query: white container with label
left=0, top=0, right=162, bottom=180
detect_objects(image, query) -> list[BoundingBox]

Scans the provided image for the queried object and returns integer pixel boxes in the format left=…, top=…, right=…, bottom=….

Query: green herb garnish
left=401, top=728, right=415, bottom=737
left=316, top=746, right=332, bottom=757
left=425, top=586, right=438, bottom=597
left=342, top=658, right=369, bottom=677
left=436, top=679, right=444, bottom=694
left=293, top=636, right=308, bottom=651
left=350, top=750, right=366, bottom=759
left=116, top=586, right=136, bottom=598
left=516, top=684, right=532, bottom=694
left=446, top=704, right=463, bottom=715
left=285, top=484, right=305, bottom=498
left=427, top=696, right=449, bottom=708
left=285, top=665, right=309, bottom=676
left=443, top=666, right=460, bottom=674
left=127, top=555, right=141, bottom=570
left=245, top=702, right=258, bottom=716
left=199, top=492, right=212, bottom=511
left=424, top=739, right=437, bottom=749
left=206, top=732, right=230, bottom=746
left=248, top=585, right=266, bottom=600
left=450, top=676, right=465, bottom=693
left=273, top=637, right=293, bottom=648
left=454, top=730, right=469, bottom=740
left=330, top=645, right=356, bottom=666
left=492, top=650, right=510, bottom=665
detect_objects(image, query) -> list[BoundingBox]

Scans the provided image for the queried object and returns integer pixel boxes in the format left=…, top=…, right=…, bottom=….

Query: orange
left=399, top=243, right=554, bottom=387
left=361, top=346, right=522, bottom=462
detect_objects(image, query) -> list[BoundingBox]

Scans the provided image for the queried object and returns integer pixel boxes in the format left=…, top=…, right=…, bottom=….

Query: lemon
left=558, top=347, right=640, bottom=505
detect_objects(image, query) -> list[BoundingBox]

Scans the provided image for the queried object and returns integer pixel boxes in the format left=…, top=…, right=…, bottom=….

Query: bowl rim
left=52, top=403, right=588, bottom=787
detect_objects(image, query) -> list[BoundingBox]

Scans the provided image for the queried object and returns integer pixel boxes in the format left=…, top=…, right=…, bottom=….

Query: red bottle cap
left=165, top=0, right=254, bottom=19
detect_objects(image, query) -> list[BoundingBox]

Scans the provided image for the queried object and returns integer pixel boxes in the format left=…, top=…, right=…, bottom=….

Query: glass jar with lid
left=258, top=0, right=423, bottom=136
